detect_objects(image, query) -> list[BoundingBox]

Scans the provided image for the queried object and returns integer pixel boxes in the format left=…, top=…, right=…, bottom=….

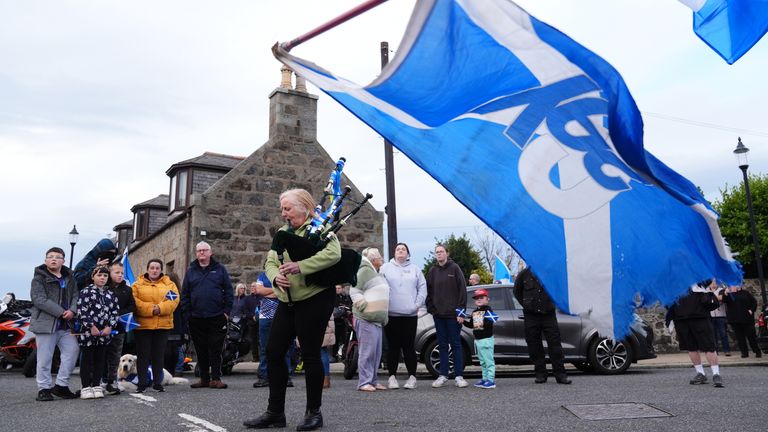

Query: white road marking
left=130, top=393, right=157, bottom=402
left=178, top=413, right=228, bottom=432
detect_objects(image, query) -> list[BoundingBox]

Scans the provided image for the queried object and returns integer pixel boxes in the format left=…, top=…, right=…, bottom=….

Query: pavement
left=228, top=351, right=768, bottom=375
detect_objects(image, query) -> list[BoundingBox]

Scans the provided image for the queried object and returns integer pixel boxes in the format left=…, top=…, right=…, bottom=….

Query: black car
left=414, top=284, right=655, bottom=377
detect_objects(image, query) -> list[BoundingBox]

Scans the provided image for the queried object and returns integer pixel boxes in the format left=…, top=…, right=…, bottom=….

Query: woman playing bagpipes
left=245, top=188, right=340, bottom=431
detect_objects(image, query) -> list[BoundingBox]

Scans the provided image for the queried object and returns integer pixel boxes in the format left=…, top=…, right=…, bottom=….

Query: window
left=169, top=175, right=177, bottom=211
left=177, top=170, right=188, bottom=207
left=466, top=287, right=508, bottom=311
left=133, top=209, right=148, bottom=240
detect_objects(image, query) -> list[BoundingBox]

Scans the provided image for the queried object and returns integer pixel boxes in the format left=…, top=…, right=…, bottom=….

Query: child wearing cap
left=462, top=288, right=496, bottom=388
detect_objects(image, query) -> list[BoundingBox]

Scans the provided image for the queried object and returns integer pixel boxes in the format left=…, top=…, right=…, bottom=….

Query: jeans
left=35, top=330, right=80, bottom=390
left=320, top=347, right=330, bottom=376
left=711, top=316, right=730, bottom=353
left=258, top=318, right=292, bottom=380
left=433, top=316, right=464, bottom=377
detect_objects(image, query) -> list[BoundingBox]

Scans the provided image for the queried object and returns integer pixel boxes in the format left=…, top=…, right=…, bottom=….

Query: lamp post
left=68, top=225, right=79, bottom=269
left=733, top=137, right=767, bottom=307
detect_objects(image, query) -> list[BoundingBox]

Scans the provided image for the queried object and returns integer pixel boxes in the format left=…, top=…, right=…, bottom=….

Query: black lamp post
left=68, top=225, right=79, bottom=269
left=733, top=137, right=767, bottom=307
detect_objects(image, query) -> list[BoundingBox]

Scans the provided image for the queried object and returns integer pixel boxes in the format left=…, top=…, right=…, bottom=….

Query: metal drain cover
left=563, top=403, right=673, bottom=420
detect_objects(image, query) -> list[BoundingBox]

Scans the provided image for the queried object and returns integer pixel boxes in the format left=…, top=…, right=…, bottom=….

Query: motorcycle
left=340, top=306, right=359, bottom=380
left=0, top=294, right=36, bottom=374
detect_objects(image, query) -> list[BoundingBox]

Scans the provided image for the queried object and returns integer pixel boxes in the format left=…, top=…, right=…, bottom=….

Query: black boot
left=296, top=409, right=323, bottom=431
left=243, top=411, right=286, bottom=429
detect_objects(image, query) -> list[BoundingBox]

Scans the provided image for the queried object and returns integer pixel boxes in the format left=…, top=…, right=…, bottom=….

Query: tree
left=472, top=226, right=520, bottom=279
left=422, top=234, right=487, bottom=283
left=713, top=173, right=768, bottom=277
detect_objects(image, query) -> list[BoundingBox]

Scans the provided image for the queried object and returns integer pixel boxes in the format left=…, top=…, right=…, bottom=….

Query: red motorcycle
left=0, top=294, right=36, bottom=374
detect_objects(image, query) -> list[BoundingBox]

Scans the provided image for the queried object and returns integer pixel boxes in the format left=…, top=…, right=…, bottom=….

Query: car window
left=467, top=287, right=508, bottom=311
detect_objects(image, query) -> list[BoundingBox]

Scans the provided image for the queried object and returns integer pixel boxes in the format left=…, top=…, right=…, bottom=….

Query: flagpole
left=280, top=0, right=389, bottom=52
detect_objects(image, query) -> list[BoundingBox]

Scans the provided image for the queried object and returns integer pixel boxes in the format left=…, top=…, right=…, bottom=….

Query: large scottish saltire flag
left=121, top=245, right=136, bottom=286
left=679, top=0, right=768, bottom=64
left=494, top=256, right=511, bottom=284
left=275, top=0, right=742, bottom=338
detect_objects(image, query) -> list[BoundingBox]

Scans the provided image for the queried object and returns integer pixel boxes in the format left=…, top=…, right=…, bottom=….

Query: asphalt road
left=1, top=365, right=764, bottom=432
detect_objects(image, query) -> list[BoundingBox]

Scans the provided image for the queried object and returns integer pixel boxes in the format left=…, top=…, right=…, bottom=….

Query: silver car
left=414, top=284, right=655, bottom=377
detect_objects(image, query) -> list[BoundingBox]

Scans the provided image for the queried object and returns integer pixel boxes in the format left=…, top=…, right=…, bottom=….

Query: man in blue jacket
left=181, top=241, right=233, bottom=389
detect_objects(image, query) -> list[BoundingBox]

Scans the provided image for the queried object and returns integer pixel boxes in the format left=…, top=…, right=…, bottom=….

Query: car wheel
left=423, top=338, right=463, bottom=378
left=22, top=349, right=36, bottom=377
left=343, top=344, right=358, bottom=380
left=587, top=337, right=632, bottom=375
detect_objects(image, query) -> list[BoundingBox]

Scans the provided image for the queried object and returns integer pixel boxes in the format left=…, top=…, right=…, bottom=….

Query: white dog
left=117, top=354, right=188, bottom=391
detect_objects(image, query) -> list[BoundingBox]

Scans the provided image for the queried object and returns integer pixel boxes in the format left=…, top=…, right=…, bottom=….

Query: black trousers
left=333, top=318, right=346, bottom=359
left=384, top=315, right=418, bottom=376
left=190, top=315, right=227, bottom=381
left=135, top=330, right=170, bottom=386
left=104, top=333, right=125, bottom=383
left=730, top=322, right=760, bottom=355
left=80, top=345, right=107, bottom=388
left=267, top=288, right=334, bottom=413
left=247, top=319, right=260, bottom=361
left=524, top=312, right=566, bottom=377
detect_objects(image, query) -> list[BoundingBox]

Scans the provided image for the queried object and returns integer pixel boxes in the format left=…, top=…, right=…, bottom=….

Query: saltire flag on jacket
left=121, top=245, right=136, bottom=286
left=494, top=256, right=511, bottom=284
left=679, top=0, right=768, bottom=64
left=274, top=0, right=742, bottom=338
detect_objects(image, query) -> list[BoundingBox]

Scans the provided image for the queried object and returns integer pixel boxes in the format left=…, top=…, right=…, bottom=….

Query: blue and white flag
left=275, top=0, right=742, bottom=338
left=118, top=312, right=140, bottom=332
left=165, top=290, right=178, bottom=302
left=494, top=256, right=511, bottom=284
left=121, top=245, right=136, bottom=286
left=679, top=0, right=768, bottom=64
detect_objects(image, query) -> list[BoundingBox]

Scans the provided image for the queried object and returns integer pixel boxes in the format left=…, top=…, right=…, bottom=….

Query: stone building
left=115, top=69, right=384, bottom=283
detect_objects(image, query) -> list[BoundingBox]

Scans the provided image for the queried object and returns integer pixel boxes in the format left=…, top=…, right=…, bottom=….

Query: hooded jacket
left=425, top=258, right=467, bottom=319
left=132, top=273, right=179, bottom=330
left=380, top=258, right=427, bottom=317
left=350, top=257, right=389, bottom=325
left=29, top=264, right=78, bottom=334
left=180, top=257, right=233, bottom=319
left=73, top=238, right=116, bottom=289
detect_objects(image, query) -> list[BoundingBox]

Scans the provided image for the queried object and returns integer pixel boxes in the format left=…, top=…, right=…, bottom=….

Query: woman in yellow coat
left=131, top=258, right=179, bottom=392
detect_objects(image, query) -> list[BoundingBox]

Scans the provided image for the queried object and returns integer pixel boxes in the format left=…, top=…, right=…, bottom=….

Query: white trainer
left=387, top=375, right=400, bottom=389
left=92, top=386, right=105, bottom=398
left=80, top=387, right=95, bottom=400
left=403, top=375, right=417, bottom=389
left=431, top=375, right=449, bottom=388
left=455, top=376, right=469, bottom=388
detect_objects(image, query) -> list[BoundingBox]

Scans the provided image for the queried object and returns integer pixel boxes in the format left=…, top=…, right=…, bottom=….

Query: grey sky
left=2, top=0, right=767, bottom=298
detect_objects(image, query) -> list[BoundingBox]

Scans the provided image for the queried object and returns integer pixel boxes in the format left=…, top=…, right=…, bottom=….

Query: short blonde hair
left=279, top=188, right=316, bottom=219
left=362, top=247, right=382, bottom=261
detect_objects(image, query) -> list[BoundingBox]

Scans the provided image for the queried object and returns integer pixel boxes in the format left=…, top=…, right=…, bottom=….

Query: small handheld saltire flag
left=118, top=312, right=140, bottom=332
left=484, top=310, right=500, bottom=323
left=455, top=308, right=467, bottom=319
left=275, top=0, right=742, bottom=338
left=121, top=245, right=136, bottom=286
left=494, top=256, right=511, bottom=284
left=165, top=290, right=178, bottom=301
left=679, top=0, right=768, bottom=64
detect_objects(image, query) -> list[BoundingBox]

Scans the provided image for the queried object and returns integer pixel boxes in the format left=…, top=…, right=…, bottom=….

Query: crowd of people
left=28, top=186, right=763, bottom=430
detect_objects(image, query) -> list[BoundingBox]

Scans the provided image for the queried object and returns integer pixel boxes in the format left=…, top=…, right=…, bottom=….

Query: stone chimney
left=269, top=67, right=318, bottom=140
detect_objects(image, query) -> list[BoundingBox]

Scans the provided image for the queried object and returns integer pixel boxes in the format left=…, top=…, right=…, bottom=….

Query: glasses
left=196, top=249, right=210, bottom=253
left=46, top=256, right=64, bottom=261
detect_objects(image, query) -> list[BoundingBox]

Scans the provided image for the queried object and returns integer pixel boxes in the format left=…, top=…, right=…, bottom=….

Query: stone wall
left=637, top=279, right=765, bottom=353
left=129, top=216, right=188, bottom=281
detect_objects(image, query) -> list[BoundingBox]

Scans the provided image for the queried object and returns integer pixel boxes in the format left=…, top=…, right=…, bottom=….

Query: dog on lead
left=117, top=353, right=188, bottom=392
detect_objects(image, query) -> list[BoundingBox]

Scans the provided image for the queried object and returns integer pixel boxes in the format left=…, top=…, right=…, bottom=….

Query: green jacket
left=265, top=218, right=341, bottom=303
left=350, top=257, right=389, bottom=325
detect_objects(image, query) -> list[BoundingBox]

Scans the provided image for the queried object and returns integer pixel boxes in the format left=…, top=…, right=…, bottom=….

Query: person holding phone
left=73, top=239, right=117, bottom=289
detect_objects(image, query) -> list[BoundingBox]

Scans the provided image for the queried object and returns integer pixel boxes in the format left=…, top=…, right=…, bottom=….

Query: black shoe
left=153, top=384, right=165, bottom=392
left=741, top=353, right=749, bottom=358
left=105, top=383, right=121, bottom=395
left=756, top=351, right=763, bottom=358
left=534, top=376, right=547, bottom=384
left=286, top=379, right=294, bottom=388
left=555, top=376, right=572, bottom=385
left=51, top=385, right=77, bottom=399
left=712, top=374, right=724, bottom=388
left=689, top=373, right=708, bottom=385
left=296, top=409, right=323, bottom=431
left=243, top=411, right=287, bottom=429
left=136, top=385, right=147, bottom=393
left=36, top=389, right=54, bottom=402
left=253, top=378, right=270, bottom=388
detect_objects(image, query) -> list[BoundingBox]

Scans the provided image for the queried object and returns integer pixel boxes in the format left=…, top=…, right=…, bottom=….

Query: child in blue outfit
left=462, top=288, right=496, bottom=388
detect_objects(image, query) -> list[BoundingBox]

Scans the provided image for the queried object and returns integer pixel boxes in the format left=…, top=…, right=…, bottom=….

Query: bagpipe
left=270, top=157, right=372, bottom=303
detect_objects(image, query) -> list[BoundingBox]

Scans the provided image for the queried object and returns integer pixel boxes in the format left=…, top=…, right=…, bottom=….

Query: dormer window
left=171, top=169, right=189, bottom=211
left=133, top=208, right=148, bottom=241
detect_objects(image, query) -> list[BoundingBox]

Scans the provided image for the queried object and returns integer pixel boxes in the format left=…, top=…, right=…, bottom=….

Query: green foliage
left=713, top=172, right=768, bottom=275
left=422, top=233, right=486, bottom=283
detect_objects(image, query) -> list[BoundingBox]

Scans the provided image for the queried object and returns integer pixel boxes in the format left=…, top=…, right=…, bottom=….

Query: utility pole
left=381, top=41, right=398, bottom=259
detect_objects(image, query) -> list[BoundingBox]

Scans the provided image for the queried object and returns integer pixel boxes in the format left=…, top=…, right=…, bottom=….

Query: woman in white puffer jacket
left=380, top=243, right=427, bottom=390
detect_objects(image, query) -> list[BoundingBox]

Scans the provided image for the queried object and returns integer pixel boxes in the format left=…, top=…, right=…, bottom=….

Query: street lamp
left=68, top=225, right=79, bottom=269
left=733, top=137, right=767, bottom=307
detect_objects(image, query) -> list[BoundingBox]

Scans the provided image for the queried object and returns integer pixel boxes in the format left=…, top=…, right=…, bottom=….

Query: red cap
left=472, top=288, right=488, bottom=298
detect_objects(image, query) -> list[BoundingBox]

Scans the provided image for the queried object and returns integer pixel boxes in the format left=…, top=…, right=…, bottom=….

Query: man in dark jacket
left=30, top=247, right=80, bottom=401
left=668, top=279, right=723, bottom=387
left=425, top=244, right=468, bottom=388
left=181, top=241, right=234, bottom=389
left=722, top=285, right=762, bottom=358
left=513, top=266, right=571, bottom=384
